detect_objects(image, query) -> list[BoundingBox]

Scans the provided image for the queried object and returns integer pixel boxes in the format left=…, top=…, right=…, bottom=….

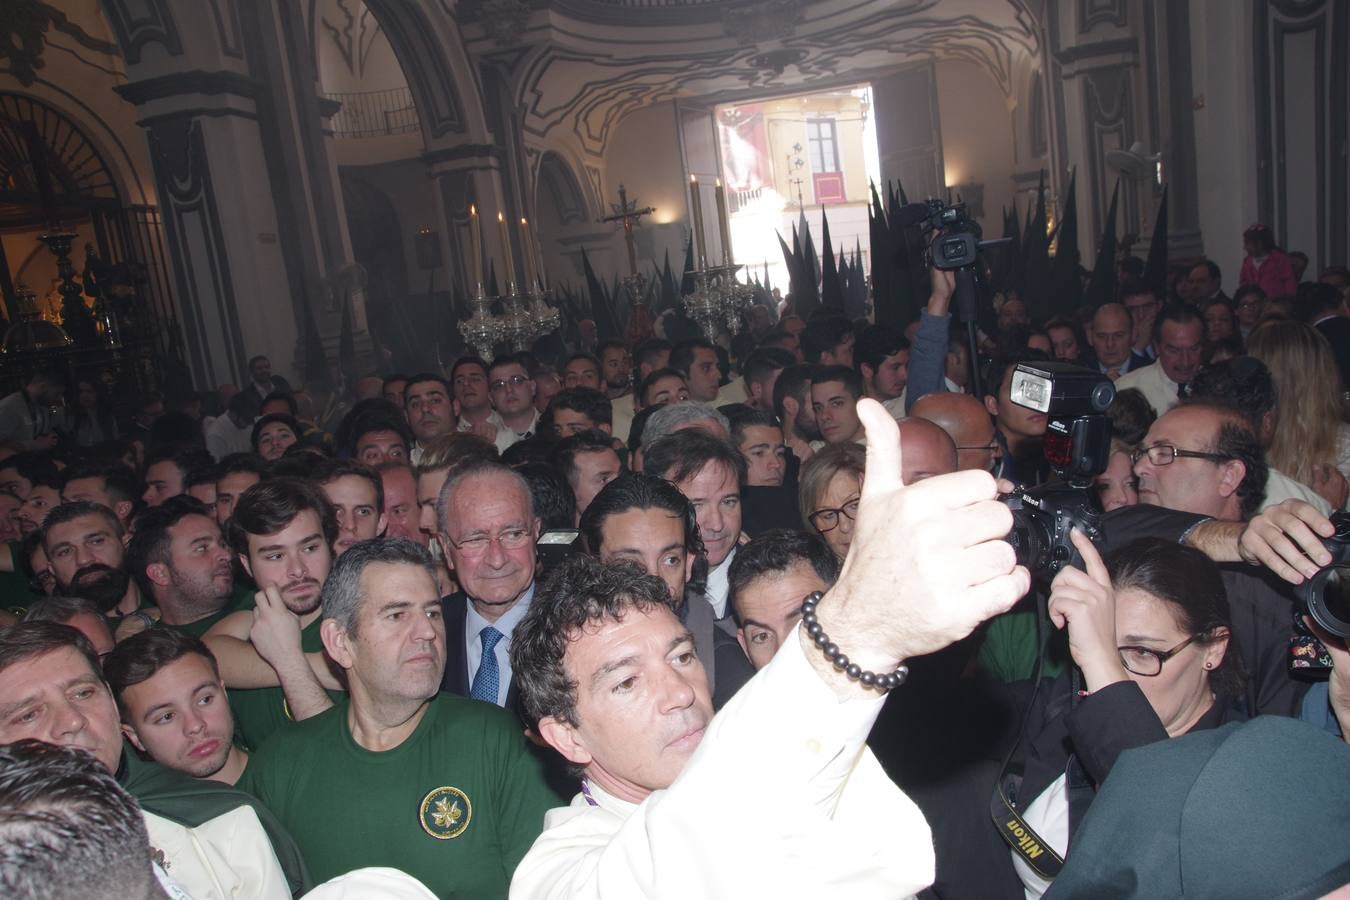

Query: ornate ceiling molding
left=496, top=0, right=1040, bottom=157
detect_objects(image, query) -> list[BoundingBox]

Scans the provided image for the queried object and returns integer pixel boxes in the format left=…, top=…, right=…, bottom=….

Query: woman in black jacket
left=999, top=534, right=1246, bottom=899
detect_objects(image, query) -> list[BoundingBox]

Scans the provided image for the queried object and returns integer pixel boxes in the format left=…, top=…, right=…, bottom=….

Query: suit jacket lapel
left=439, top=592, right=471, bottom=696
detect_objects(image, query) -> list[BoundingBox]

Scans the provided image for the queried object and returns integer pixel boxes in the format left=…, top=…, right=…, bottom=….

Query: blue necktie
left=470, top=626, right=503, bottom=704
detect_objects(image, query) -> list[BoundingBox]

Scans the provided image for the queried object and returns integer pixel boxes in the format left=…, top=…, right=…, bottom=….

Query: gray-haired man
left=434, top=458, right=541, bottom=708
left=240, top=538, right=561, bottom=896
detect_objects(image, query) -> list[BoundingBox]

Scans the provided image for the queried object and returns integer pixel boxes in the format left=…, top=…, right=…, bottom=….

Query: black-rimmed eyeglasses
left=1130, top=442, right=1234, bottom=467
left=809, top=497, right=859, bottom=533
left=1118, top=635, right=1201, bottom=676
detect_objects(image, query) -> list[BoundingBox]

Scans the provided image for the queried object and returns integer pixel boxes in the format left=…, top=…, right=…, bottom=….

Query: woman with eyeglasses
left=797, top=442, right=865, bottom=562
left=1000, top=533, right=1245, bottom=899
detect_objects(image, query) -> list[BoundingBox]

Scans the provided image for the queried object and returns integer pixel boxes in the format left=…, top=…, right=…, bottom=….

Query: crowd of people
left=0, top=222, right=1348, bottom=898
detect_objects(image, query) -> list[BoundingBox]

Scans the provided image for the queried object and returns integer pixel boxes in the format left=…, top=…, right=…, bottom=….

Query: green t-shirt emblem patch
left=419, top=786, right=471, bottom=840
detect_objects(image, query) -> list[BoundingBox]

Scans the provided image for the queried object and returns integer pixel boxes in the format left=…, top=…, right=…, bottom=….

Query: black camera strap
left=988, top=590, right=1066, bottom=881
left=990, top=767, right=1065, bottom=879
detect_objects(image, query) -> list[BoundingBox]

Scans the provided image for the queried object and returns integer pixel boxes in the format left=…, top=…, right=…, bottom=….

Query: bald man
left=911, top=392, right=1000, bottom=473
left=1087, top=303, right=1149, bottom=379
left=895, top=417, right=957, bottom=483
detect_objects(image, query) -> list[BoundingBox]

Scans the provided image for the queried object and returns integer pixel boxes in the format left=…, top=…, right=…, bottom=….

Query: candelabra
left=459, top=283, right=561, bottom=360
left=681, top=263, right=755, bottom=342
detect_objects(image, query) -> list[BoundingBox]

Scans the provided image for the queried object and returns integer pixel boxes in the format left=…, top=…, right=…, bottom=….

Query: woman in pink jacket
left=1238, top=223, right=1298, bottom=297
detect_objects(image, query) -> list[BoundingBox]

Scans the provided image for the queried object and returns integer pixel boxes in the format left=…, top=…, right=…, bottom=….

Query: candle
left=519, top=217, right=538, bottom=288
left=468, top=204, right=483, bottom=294
left=714, top=178, right=733, bottom=266
left=497, top=211, right=516, bottom=291
left=689, top=175, right=707, bottom=268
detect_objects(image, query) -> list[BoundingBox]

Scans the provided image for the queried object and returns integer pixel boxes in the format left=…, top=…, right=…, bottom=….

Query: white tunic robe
left=510, top=624, right=936, bottom=899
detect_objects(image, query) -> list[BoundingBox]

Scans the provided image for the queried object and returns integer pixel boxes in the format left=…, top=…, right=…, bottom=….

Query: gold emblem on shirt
left=419, top=786, right=471, bottom=840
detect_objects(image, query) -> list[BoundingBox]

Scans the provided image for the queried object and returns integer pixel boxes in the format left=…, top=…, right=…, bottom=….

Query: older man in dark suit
left=434, top=458, right=538, bottom=708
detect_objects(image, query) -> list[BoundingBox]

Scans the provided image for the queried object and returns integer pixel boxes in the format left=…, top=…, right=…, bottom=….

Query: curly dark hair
left=510, top=555, right=677, bottom=730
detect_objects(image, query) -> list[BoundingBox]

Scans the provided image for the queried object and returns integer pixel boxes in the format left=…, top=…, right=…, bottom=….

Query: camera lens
left=1006, top=508, right=1052, bottom=575
left=1307, top=562, right=1350, bottom=639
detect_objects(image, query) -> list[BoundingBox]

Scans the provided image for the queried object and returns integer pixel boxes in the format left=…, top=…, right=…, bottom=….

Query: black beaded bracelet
left=800, top=591, right=909, bottom=692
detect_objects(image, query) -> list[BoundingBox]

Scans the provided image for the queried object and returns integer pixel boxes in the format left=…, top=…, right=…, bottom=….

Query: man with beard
left=773, top=363, right=822, bottom=463
left=14, top=466, right=60, bottom=538
left=239, top=539, right=562, bottom=896
left=106, top=629, right=250, bottom=785
left=125, top=496, right=238, bottom=638
left=598, top=340, right=637, bottom=443
left=42, top=501, right=142, bottom=619
left=204, top=478, right=340, bottom=749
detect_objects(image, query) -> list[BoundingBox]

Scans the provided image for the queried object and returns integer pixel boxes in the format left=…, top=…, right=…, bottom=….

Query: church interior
left=0, top=0, right=1343, bottom=393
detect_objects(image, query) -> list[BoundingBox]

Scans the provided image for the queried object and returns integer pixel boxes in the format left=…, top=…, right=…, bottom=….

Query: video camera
left=1299, top=511, right=1350, bottom=639
left=914, top=199, right=983, bottom=270
left=1001, top=362, right=1116, bottom=581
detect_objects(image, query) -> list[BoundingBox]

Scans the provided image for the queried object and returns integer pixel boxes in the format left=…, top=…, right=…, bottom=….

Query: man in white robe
left=510, top=399, right=1029, bottom=898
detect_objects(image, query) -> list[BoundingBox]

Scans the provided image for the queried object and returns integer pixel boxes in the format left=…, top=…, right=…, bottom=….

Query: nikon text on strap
left=990, top=771, right=1065, bottom=879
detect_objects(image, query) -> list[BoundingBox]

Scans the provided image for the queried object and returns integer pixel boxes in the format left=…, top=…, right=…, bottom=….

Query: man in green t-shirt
left=205, top=478, right=343, bottom=749
left=125, top=495, right=239, bottom=638
left=240, top=538, right=564, bottom=898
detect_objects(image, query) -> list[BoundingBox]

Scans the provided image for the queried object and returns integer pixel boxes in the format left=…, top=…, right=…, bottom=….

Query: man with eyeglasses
left=1132, top=403, right=1267, bottom=522
left=489, top=353, right=541, bottom=444
left=453, top=355, right=516, bottom=453
left=435, top=458, right=540, bottom=707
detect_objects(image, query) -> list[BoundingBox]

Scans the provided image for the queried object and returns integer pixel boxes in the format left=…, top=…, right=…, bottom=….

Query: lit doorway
left=716, top=84, right=882, bottom=302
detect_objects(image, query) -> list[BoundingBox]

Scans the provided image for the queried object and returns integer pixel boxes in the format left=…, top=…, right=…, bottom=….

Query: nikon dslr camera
left=1001, top=362, right=1116, bottom=582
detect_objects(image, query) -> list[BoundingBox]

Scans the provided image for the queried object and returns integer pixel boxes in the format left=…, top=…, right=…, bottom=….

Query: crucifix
left=599, top=184, right=656, bottom=279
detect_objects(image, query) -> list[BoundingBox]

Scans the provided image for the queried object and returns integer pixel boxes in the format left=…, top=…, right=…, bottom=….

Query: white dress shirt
left=704, top=548, right=735, bottom=621
left=1112, top=362, right=1181, bottom=416
left=458, top=409, right=518, bottom=454
left=464, top=582, right=535, bottom=707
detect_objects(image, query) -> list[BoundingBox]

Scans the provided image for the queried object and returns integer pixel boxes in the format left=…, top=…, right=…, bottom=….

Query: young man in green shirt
left=205, top=478, right=342, bottom=749
left=241, top=538, right=563, bottom=898
left=0, top=620, right=308, bottom=896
